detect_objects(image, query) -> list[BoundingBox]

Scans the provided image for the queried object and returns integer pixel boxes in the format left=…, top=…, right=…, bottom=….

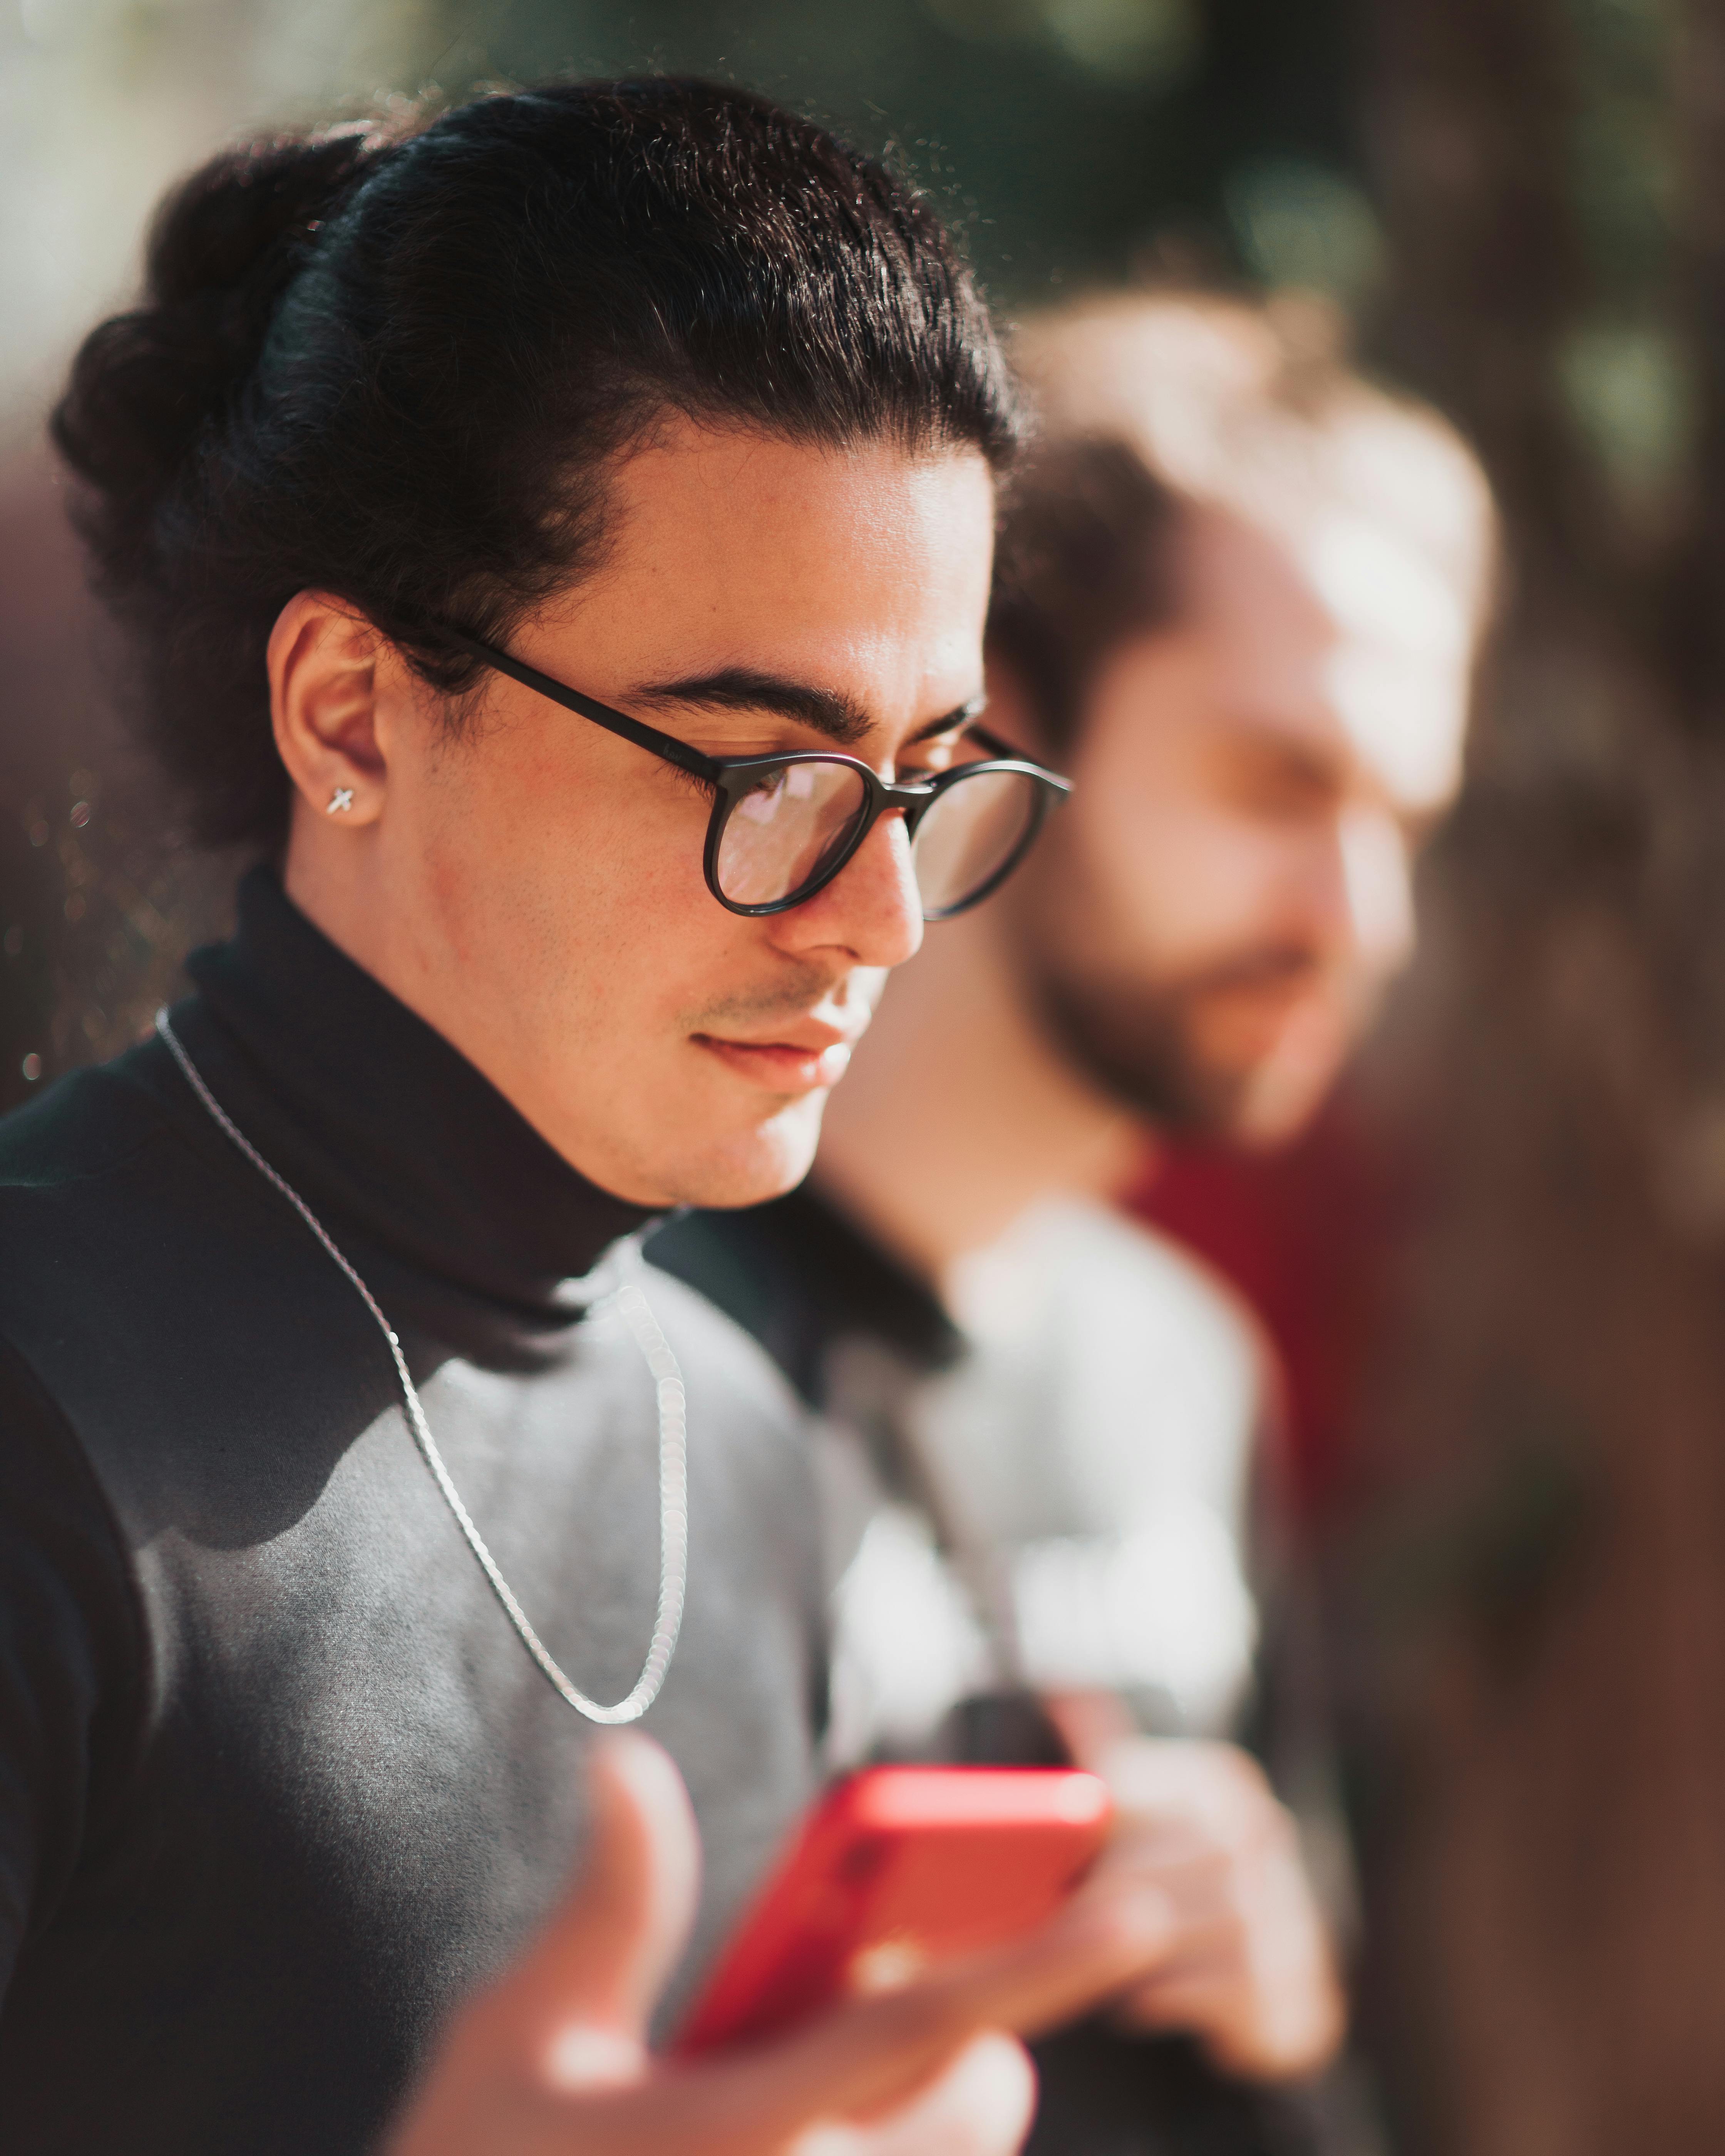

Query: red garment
left=1123, top=1089, right=1395, bottom=1521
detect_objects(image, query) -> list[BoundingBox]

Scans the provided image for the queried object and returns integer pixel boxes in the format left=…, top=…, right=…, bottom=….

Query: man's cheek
left=1092, top=808, right=1259, bottom=955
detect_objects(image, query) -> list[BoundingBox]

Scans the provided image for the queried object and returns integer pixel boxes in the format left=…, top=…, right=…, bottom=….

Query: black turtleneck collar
left=173, top=867, right=655, bottom=1338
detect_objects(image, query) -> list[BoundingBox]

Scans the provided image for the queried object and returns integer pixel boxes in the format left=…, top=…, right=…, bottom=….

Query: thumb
left=1043, top=1689, right=1135, bottom=1774
left=790, top=2033, right=1036, bottom=2156
left=504, top=1732, right=702, bottom=2085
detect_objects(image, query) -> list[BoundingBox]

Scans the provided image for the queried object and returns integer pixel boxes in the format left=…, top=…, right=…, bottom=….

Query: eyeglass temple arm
left=963, top=723, right=1074, bottom=791
left=440, top=629, right=723, bottom=782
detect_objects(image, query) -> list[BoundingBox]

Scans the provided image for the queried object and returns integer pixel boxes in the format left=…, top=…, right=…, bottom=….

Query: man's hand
left=387, top=1733, right=1176, bottom=2156
left=1048, top=1695, right=1346, bottom=2082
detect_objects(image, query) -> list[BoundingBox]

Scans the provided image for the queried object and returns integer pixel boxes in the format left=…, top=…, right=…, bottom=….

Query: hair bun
left=49, top=79, right=1015, bottom=852
left=52, top=125, right=385, bottom=588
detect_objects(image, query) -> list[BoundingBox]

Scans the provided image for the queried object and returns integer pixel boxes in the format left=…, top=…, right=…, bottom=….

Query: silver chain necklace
left=154, top=1008, right=688, bottom=1726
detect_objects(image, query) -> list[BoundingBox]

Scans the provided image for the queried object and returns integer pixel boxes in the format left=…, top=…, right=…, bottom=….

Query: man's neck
left=814, top=904, right=1145, bottom=1295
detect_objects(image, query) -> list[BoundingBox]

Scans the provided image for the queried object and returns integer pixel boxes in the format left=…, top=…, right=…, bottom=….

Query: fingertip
left=590, top=1733, right=699, bottom=1873
left=507, top=1731, right=702, bottom=2038
left=802, top=2034, right=1035, bottom=2155
left=591, top=1731, right=695, bottom=1843
left=588, top=1729, right=702, bottom=1967
left=590, top=1726, right=673, bottom=1791
left=941, top=2032, right=1037, bottom=2146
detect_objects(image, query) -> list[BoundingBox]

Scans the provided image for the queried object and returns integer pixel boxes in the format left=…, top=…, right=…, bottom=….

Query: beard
left=1021, top=944, right=1330, bottom=1138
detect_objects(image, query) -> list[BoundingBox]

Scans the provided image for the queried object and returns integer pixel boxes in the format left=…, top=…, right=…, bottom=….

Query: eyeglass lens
left=909, top=765, right=1041, bottom=916
left=714, top=762, right=871, bottom=908
left=713, top=758, right=1042, bottom=913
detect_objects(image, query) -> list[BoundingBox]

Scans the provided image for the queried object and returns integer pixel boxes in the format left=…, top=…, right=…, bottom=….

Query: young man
left=0, top=84, right=1174, bottom=2156
left=652, top=290, right=1496, bottom=2152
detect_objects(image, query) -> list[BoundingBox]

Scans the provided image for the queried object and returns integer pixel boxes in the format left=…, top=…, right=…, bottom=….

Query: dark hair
left=52, top=79, right=1019, bottom=849
left=987, top=435, right=1181, bottom=754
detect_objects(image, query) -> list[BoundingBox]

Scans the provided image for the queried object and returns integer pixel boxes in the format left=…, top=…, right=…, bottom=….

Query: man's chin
left=667, top=1091, right=831, bottom=1210
left=1031, top=953, right=1358, bottom=1140
left=1228, top=1058, right=1344, bottom=1148
left=1203, top=1011, right=1353, bottom=1146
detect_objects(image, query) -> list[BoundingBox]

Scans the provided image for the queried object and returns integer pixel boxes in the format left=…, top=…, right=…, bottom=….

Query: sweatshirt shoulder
left=0, top=1046, right=219, bottom=1361
left=0, top=1048, right=180, bottom=1196
left=641, top=1257, right=810, bottom=1443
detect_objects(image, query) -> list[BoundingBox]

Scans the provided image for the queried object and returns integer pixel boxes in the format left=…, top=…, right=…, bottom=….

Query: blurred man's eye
left=1218, top=744, right=1338, bottom=820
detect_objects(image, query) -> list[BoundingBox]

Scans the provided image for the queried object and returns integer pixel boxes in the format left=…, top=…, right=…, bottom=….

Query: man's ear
left=268, top=592, right=393, bottom=827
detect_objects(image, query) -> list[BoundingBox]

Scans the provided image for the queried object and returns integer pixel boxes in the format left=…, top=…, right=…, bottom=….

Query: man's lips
left=691, top=1030, right=857, bottom=1092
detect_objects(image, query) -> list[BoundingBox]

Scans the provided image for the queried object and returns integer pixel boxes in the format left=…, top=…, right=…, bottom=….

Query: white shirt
left=819, top=1197, right=1276, bottom=1766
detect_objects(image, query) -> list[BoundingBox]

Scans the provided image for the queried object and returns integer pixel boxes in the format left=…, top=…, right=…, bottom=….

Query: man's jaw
left=1027, top=948, right=1339, bottom=1138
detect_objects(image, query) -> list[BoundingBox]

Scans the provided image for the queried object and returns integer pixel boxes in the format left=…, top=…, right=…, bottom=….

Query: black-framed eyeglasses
left=444, top=631, right=1072, bottom=920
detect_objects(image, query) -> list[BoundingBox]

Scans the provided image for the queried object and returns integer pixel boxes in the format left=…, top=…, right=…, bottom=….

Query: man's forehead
left=1306, top=512, right=1472, bottom=810
left=1181, top=502, right=1470, bottom=814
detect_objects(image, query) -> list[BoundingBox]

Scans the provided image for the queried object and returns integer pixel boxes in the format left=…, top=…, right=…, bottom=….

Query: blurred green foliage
left=423, top=0, right=1364, bottom=310
left=1560, top=0, right=1686, bottom=503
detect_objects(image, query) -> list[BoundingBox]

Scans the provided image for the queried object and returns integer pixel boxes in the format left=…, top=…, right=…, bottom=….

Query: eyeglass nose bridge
left=884, top=770, right=945, bottom=829
left=838, top=774, right=941, bottom=906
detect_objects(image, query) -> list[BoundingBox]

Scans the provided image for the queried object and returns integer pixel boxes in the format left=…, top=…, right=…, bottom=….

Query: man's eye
left=733, top=768, right=788, bottom=824
left=901, top=735, right=969, bottom=780
left=734, top=764, right=829, bottom=824
left=670, top=765, right=720, bottom=803
left=1223, top=753, right=1335, bottom=820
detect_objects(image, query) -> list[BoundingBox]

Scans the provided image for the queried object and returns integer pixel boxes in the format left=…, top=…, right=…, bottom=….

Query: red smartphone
left=675, top=1766, right=1112, bottom=2056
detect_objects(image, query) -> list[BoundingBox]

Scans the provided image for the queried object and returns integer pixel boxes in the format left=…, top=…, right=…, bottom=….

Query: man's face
left=1003, top=501, right=1473, bottom=1145
left=338, top=421, right=996, bottom=1207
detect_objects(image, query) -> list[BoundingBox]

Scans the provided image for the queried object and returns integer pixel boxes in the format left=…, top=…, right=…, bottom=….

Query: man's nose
left=770, top=809, right=925, bottom=969
left=1335, top=805, right=1415, bottom=972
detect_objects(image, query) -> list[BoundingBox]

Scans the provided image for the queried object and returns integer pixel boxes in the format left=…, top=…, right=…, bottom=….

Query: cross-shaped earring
left=327, top=787, right=355, bottom=815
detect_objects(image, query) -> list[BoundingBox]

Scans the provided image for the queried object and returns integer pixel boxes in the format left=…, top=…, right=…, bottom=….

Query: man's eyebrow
left=627, top=670, right=874, bottom=747
left=1221, top=708, right=1349, bottom=789
left=627, top=670, right=986, bottom=751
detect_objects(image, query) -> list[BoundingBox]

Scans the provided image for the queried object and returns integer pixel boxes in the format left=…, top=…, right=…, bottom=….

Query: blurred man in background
left=651, top=289, right=1496, bottom=2153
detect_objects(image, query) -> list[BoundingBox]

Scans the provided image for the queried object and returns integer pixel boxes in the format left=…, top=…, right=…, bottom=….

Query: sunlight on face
left=1307, top=511, right=1472, bottom=808
left=1010, top=500, right=1477, bottom=1145
left=287, top=420, right=998, bottom=1207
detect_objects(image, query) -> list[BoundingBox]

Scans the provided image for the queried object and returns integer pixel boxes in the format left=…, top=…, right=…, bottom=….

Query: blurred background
left=5, top=2, right=1724, bottom=2151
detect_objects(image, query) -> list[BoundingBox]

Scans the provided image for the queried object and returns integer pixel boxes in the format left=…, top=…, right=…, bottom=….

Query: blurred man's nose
left=1336, top=804, right=1416, bottom=973
left=772, top=810, right=926, bottom=970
